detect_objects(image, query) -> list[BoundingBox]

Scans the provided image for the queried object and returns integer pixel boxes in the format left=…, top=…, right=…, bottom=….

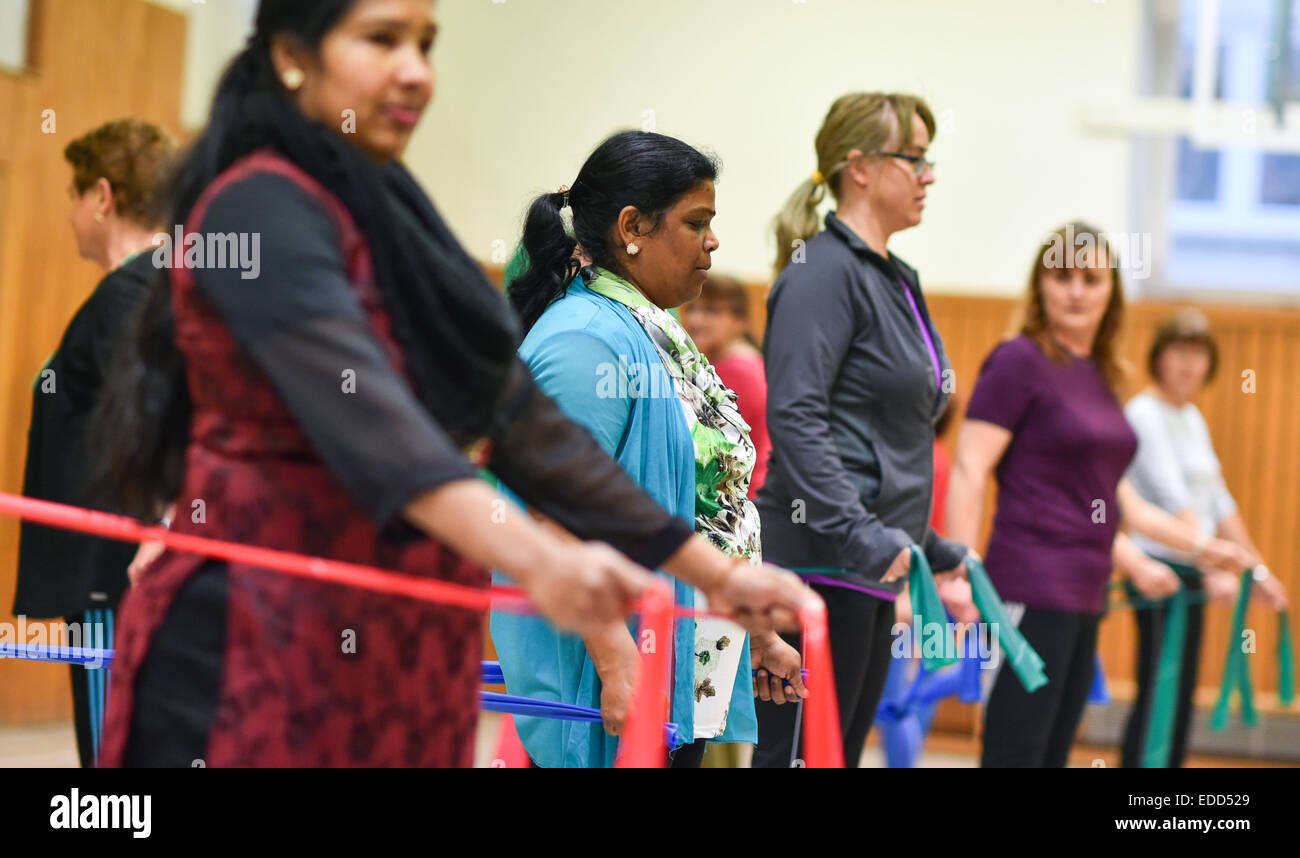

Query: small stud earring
left=626, top=242, right=639, bottom=256
left=282, top=68, right=305, bottom=91
left=93, top=213, right=105, bottom=223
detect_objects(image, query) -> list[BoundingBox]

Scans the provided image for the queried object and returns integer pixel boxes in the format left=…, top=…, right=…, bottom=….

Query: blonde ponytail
left=772, top=175, right=827, bottom=273
left=772, top=92, right=936, bottom=276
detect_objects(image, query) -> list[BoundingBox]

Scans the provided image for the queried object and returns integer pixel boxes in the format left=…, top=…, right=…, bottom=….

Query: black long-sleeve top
left=189, top=172, right=694, bottom=570
left=14, top=253, right=155, bottom=618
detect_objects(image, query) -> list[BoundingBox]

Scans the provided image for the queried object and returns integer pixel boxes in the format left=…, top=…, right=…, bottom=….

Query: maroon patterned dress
left=100, top=153, right=488, bottom=767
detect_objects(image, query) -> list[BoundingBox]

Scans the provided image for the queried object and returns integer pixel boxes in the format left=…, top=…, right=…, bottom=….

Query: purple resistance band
left=801, top=574, right=899, bottom=602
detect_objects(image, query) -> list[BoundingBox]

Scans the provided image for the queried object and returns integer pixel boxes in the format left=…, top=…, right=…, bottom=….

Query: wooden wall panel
left=0, top=0, right=186, bottom=724
left=739, top=284, right=1300, bottom=731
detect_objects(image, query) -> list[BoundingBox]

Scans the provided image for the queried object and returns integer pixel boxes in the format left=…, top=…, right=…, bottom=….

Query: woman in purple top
left=946, top=223, right=1248, bottom=768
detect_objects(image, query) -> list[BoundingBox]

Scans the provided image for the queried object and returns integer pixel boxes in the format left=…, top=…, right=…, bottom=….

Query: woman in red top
left=681, top=275, right=771, bottom=498
left=94, top=0, right=814, bottom=767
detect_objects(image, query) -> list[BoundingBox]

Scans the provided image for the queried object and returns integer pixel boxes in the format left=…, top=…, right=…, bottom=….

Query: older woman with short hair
left=14, top=117, right=177, bottom=767
left=1120, top=308, right=1288, bottom=768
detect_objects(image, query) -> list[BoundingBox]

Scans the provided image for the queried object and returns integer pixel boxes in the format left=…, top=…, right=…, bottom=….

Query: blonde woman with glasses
left=753, top=92, right=970, bottom=768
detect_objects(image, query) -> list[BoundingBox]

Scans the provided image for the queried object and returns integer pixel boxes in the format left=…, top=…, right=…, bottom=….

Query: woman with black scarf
left=94, top=0, right=815, bottom=767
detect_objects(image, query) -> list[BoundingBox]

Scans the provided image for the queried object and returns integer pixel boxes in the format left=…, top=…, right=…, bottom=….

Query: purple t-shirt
left=965, top=335, right=1137, bottom=614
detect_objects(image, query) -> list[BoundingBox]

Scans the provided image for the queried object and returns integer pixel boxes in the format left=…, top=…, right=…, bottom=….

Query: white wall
left=135, top=0, right=1144, bottom=295
left=408, top=0, right=1143, bottom=294
left=145, top=0, right=256, bottom=129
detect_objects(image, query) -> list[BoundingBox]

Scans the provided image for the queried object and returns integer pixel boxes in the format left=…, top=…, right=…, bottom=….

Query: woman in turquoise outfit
left=493, top=131, right=807, bottom=767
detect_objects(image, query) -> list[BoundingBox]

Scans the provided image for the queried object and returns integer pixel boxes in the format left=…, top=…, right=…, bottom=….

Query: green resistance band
left=907, top=545, right=960, bottom=671
left=962, top=555, right=1048, bottom=693
left=1111, top=563, right=1198, bottom=768
left=1210, top=571, right=1256, bottom=731
left=1119, top=569, right=1294, bottom=759
left=1279, top=611, right=1295, bottom=707
left=1119, top=585, right=1208, bottom=611
left=1139, top=584, right=1190, bottom=768
left=1222, top=576, right=1296, bottom=718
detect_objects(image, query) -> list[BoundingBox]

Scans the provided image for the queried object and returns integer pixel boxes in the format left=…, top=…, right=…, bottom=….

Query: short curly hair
left=64, top=118, right=177, bottom=226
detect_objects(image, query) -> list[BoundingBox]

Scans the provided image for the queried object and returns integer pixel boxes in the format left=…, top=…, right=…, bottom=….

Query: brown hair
left=64, top=118, right=177, bottom=227
left=698, top=274, right=750, bottom=321
left=1148, top=308, right=1219, bottom=385
left=772, top=92, right=935, bottom=274
left=1017, top=222, right=1127, bottom=393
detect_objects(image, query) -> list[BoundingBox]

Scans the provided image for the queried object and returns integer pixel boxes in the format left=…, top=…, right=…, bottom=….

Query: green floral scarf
left=585, top=267, right=762, bottom=562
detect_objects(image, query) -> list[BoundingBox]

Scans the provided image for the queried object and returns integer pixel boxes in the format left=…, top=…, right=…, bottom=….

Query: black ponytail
left=507, top=130, right=719, bottom=334
left=92, top=270, right=191, bottom=518
left=508, top=191, right=579, bottom=333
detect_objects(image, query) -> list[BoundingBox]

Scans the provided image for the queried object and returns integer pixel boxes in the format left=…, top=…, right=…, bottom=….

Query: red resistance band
left=0, top=491, right=842, bottom=768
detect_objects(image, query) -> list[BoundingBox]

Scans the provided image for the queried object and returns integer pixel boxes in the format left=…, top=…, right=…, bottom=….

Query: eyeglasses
left=869, top=151, right=935, bottom=177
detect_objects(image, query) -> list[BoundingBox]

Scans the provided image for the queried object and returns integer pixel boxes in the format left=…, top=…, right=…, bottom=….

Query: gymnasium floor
left=1, top=716, right=1289, bottom=768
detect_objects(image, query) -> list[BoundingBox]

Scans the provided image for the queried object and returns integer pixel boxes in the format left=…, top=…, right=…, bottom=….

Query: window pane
left=1156, top=0, right=1300, bottom=292
left=0, top=0, right=31, bottom=71
left=1175, top=137, right=1221, bottom=201
left=1260, top=154, right=1300, bottom=205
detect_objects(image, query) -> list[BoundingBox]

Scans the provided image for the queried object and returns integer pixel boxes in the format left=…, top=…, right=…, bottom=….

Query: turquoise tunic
left=490, top=279, right=756, bottom=767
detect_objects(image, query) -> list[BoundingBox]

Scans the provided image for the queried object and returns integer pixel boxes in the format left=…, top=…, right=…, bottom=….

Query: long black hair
left=94, top=0, right=519, bottom=518
left=508, top=131, right=719, bottom=333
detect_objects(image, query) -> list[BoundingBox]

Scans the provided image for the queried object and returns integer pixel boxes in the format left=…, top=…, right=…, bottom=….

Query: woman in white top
left=1120, top=309, right=1288, bottom=767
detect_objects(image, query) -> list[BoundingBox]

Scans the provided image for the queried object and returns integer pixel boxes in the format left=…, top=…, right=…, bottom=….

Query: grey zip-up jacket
left=756, top=212, right=967, bottom=594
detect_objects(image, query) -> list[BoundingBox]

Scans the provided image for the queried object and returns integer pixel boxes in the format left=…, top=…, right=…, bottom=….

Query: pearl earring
left=626, top=242, right=640, bottom=256
left=282, top=68, right=305, bottom=91
left=93, top=213, right=105, bottom=223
